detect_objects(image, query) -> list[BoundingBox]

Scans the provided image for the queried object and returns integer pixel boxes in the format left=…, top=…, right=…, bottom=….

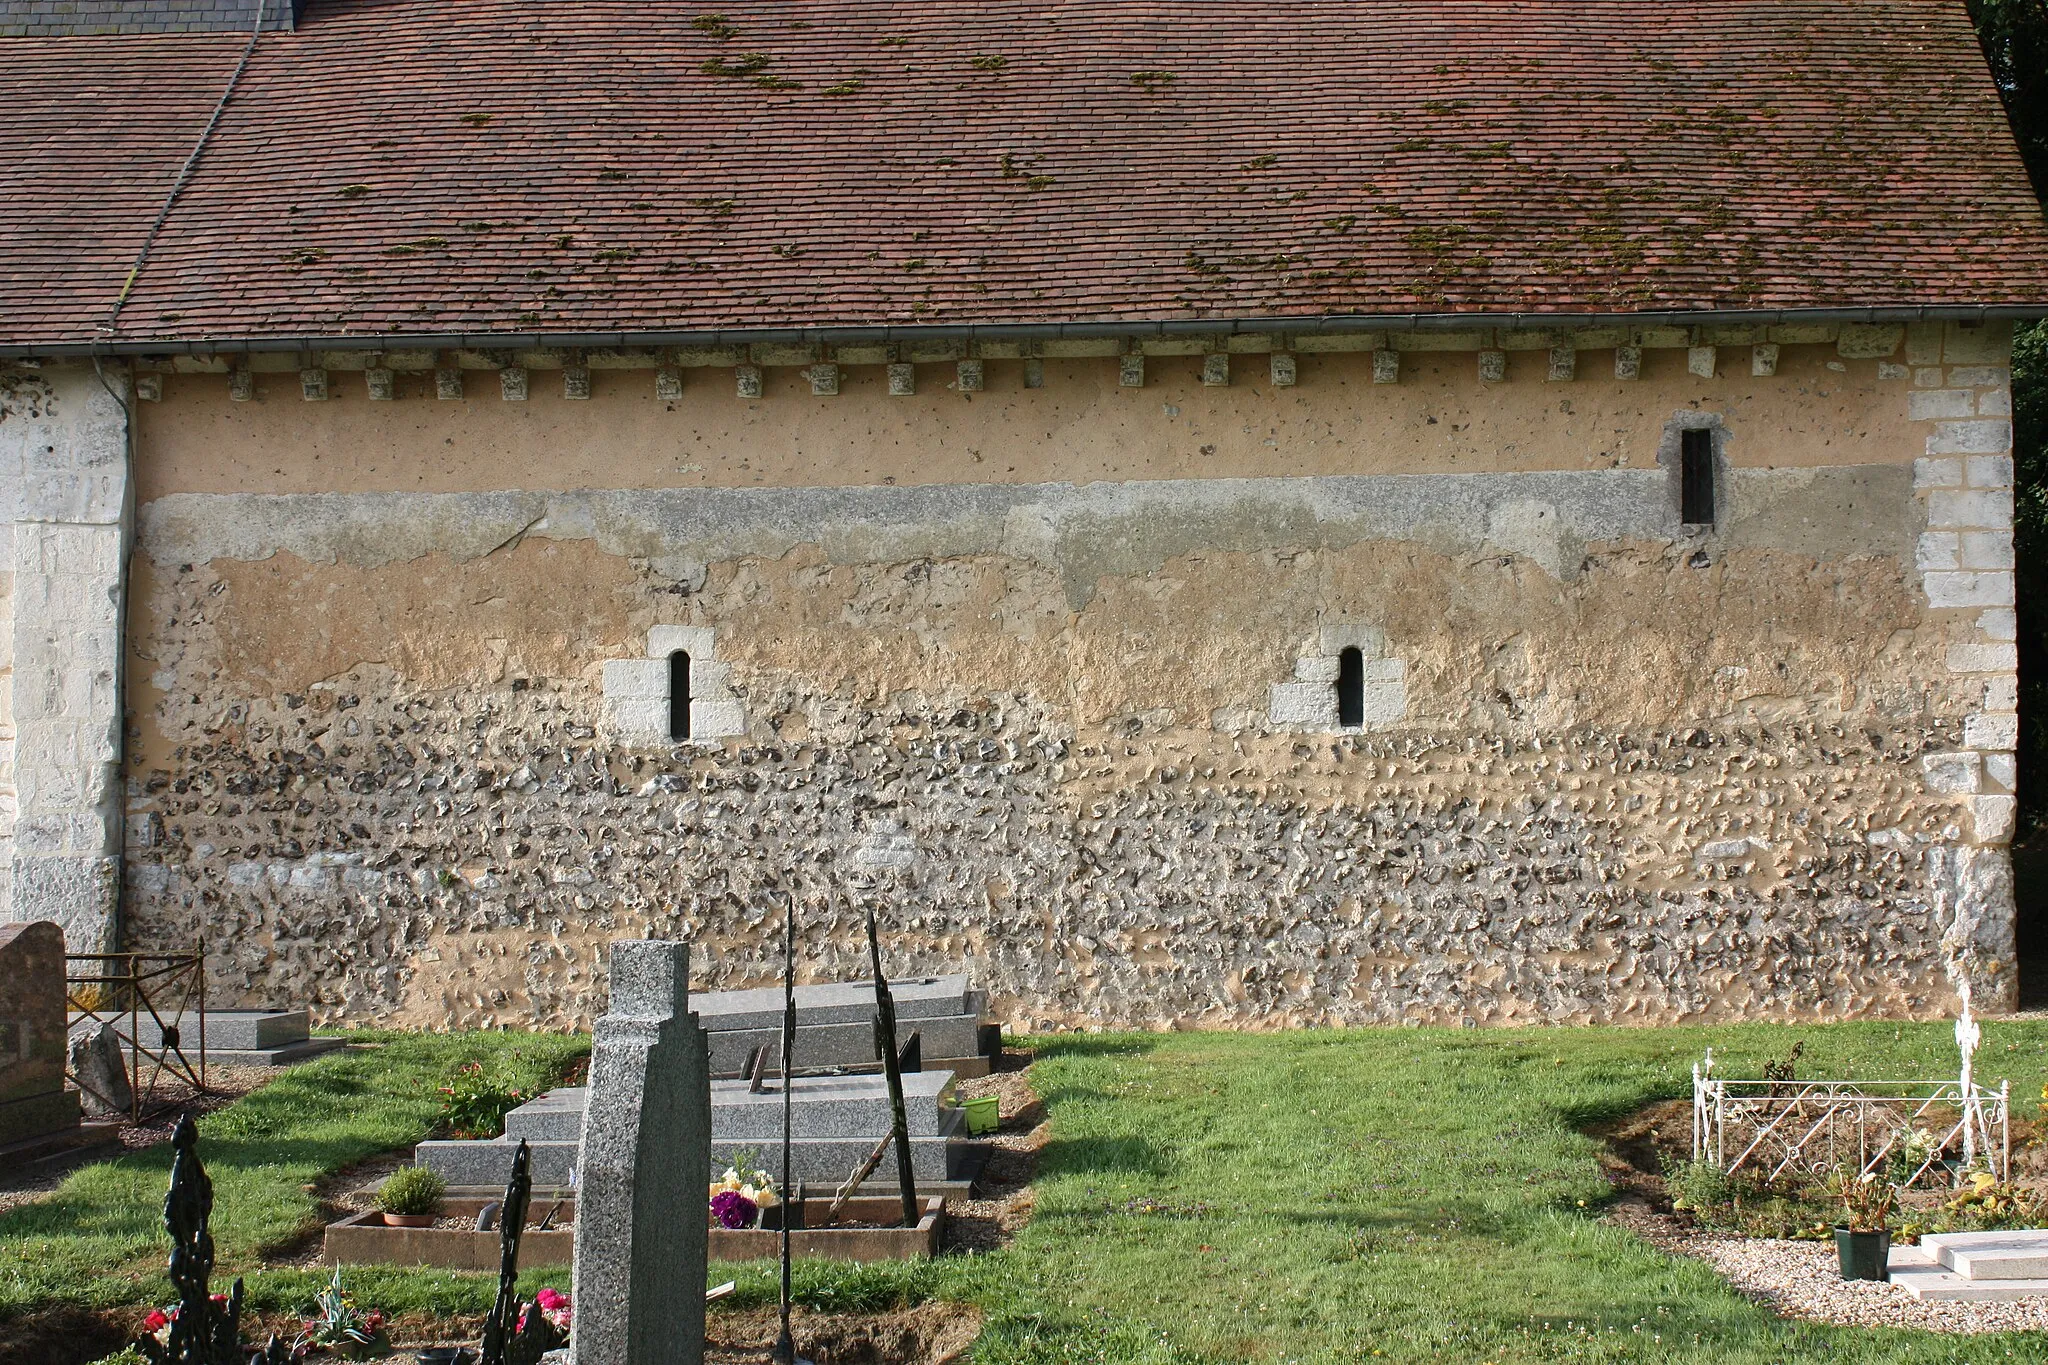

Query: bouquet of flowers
left=707, top=1147, right=781, bottom=1229
left=141, top=1294, right=232, bottom=1346
left=518, top=1287, right=571, bottom=1335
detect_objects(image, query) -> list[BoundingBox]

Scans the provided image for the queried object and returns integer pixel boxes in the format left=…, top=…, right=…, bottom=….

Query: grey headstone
left=570, top=940, right=708, bottom=1365
left=66, top=1021, right=131, bottom=1117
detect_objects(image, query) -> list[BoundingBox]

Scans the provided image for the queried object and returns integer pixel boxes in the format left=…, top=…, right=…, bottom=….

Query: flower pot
left=1834, top=1225, right=1891, bottom=1281
left=963, top=1094, right=1000, bottom=1135
left=381, top=1212, right=437, bottom=1228
left=415, top=1349, right=475, bottom=1365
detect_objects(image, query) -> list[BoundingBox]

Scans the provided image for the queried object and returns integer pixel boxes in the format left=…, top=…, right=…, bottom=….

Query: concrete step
left=708, top=1013, right=988, bottom=1075
left=502, top=1073, right=960, bottom=1143
left=695, top=977, right=984, bottom=1032
left=417, top=1125, right=986, bottom=1190
left=1889, top=1241, right=2048, bottom=1300
left=1924, top=1229, right=2048, bottom=1280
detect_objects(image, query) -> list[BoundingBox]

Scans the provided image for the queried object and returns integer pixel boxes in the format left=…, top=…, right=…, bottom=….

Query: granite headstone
left=0, top=921, right=81, bottom=1145
left=570, top=940, right=709, bottom=1365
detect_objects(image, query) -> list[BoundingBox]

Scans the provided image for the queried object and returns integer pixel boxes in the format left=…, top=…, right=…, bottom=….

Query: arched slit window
left=669, top=650, right=692, bottom=740
left=1336, top=646, right=1364, bottom=727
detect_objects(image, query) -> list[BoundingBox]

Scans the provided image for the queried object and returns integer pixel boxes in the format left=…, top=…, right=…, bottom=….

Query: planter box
left=322, top=1195, right=943, bottom=1269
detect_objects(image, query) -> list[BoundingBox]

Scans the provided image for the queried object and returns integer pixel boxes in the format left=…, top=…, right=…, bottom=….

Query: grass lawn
left=9, top=1021, right=2048, bottom=1362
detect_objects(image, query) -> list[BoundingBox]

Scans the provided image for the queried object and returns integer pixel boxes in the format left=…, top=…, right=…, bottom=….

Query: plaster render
left=0, top=326, right=1995, bottom=1028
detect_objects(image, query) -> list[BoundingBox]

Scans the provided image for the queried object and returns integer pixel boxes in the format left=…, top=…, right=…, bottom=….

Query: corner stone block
left=1925, top=490, right=2012, bottom=531
left=1988, top=752, right=2018, bottom=789
left=1686, top=346, right=1716, bottom=379
left=1915, top=533, right=1959, bottom=572
left=1294, top=656, right=1341, bottom=683
left=1959, top=532, right=2014, bottom=571
left=1981, top=607, right=2019, bottom=641
left=1372, top=350, right=1400, bottom=384
left=1908, top=390, right=1974, bottom=421
left=606, top=698, right=668, bottom=741
left=1922, top=751, right=1982, bottom=795
left=1926, top=421, right=2013, bottom=456
left=1359, top=678, right=1406, bottom=726
left=1943, top=321, right=2013, bottom=364
left=1913, top=457, right=1964, bottom=490
left=690, top=696, right=746, bottom=738
left=1970, top=794, right=2018, bottom=846
left=1964, top=713, right=2020, bottom=752
left=1921, top=571, right=2013, bottom=609
left=1948, top=643, right=2018, bottom=673
left=1966, top=455, right=2015, bottom=489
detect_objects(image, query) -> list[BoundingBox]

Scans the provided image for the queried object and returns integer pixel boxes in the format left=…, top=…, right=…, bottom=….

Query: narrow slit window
left=1680, top=428, right=1715, bottom=526
left=668, top=650, right=692, bottom=741
left=1336, top=646, right=1365, bottom=728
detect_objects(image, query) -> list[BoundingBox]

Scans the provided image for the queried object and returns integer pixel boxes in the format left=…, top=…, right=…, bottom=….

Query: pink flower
left=535, top=1288, right=567, bottom=1311
left=143, top=1310, right=168, bottom=1332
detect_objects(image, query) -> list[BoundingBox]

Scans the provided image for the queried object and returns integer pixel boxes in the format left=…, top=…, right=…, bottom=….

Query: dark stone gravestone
left=0, top=920, right=80, bottom=1147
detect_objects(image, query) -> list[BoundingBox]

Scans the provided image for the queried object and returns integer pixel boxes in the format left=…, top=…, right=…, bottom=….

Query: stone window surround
left=1268, top=625, right=1407, bottom=732
left=1655, top=411, right=1729, bottom=533
left=601, top=626, right=746, bottom=744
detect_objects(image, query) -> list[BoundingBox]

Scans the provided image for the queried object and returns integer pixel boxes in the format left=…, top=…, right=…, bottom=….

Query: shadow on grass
left=1021, top=1033, right=1165, bottom=1061
left=1036, top=1133, right=1173, bottom=1180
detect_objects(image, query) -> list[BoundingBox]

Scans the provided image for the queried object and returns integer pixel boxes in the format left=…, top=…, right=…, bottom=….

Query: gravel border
left=1612, top=1200, right=2048, bottom=1333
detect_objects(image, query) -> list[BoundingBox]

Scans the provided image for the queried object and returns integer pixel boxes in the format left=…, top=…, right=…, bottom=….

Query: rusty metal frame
left=65, top=943, right=211, bottom=1122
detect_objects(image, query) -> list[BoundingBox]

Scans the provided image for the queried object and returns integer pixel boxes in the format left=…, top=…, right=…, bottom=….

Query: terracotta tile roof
left=3, top=0, right=2046, bottom=349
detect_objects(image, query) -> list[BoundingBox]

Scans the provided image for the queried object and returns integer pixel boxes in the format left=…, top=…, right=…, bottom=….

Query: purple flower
left=710, top=1190, right=758, bottom=1230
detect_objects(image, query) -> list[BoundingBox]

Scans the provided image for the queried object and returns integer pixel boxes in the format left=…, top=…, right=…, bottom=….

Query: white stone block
left=602, top=658, right=668, bottom=701
left=1925, top=490, right=2012, bottom=530
left=1373, top=350, right=1400, bottom=384
left=500, top=367, right=529, bottom=401
left=1922, top=571, right=2012, bottom=609
left=1269, top=353, right=1297, bottom=387
left=436, top=368, right=463, bottom=400
left=1978, top=607, right=2018, bottom=641
left=1969, top=795, right=2017, bottom=846
left=1751, top=344, right=1779, bottom=377
left=1269, top=681, right=1337, bottom=729
left=1923, top=751, right=1982, bottom=794
left=1948, top=643, right=2018, bottom=673
left=1986, top=752, right=2017, bottom=790
left=647, top=625, right=714, bottom=660
left=1964, top=713, right=2020, bottom=751
left=959, top=358, right=987, bottom=392
left=1926, top=420, right=2013, bottom=456
left=1943, top=322, right=2009, bottom=363
left=1477, top=351, right=1507, bottom=383
left=300, top=369, right=328, bottom=402
left=1959, top=532, right=2013, bottom=571
left=1909, top=390, right=1975, bottom=420
left=1687, top=346, right=1717, bottom=378
left=1120, top=354, right=1145, bottom=388
left=1878, top=362, right=1907, bottom=380
left=607, top=698, right=669, bottom=741
left=1362, top=657, right=1406, bottom=682
left=1915, top=533, right=1959, bottom=572
left=1966, top=455, right=2015, bottom=489
left=1984, top=675, right=2019, bottom=711
left=736, top=365, right=764, bottom=399
left=655, top=368, right=683, bottom=401
left=808, top=364, right=839, bottom=396
left=1358, top=679, right=1406, bottom=727
left=1200, top=354, right=1228, bottom=388
left=1614, top=346, right=1642, bottom=381
left=1294, top=656, right=1341, bottom=683
left=1913, top=457, right=1962, bottom=489
left=887, top=363, right=915, bottom=396
left=1913, top=367, right=1946, bottom=388
left=1546, top=348, right=1575, bottom=382
left=1978, top=388, right=2012, bottom=417
left=689, top=660, right=733, bottom=694
left=1948, top=366, right=2010, bottom=388
left=691, top=696, right=747, bottom=738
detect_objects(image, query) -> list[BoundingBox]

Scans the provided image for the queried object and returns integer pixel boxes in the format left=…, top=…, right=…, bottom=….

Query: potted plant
left=1833, top=1170, right=1897, bottom=1281
left=376, top=1165, right=446, bottom=1228
left=707, top=1149, right=781, bottom=1230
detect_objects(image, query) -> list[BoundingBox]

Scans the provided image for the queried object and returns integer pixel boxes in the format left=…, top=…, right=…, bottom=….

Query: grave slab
left=694, top=976, right=982, bottom=1032
left=66, top=1009, right=346, bottom=1066
left=1924, top=1229, right=2048, bottom=1280
left=707, top=1013, right=987, bottom=1075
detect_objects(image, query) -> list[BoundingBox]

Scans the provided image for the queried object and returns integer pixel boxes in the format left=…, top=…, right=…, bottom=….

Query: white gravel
left=1617, top=1202, right=2048, bottom=1333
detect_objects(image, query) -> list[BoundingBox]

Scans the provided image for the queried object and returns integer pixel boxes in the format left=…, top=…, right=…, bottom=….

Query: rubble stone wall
left=86, top=324, right=2019, bottom=1028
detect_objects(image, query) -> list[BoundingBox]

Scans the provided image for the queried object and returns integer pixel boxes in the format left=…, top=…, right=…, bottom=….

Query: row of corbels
left=131, top=340, right=1781, bottom=404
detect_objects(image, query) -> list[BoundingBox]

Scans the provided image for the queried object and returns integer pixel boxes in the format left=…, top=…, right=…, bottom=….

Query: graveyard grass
left=9, top=1024, right=2048, bottom=1362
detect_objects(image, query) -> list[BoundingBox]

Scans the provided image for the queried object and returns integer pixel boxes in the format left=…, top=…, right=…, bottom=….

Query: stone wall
left=0, top=364, right=129, bottom=951
left=80, top=323, right=2024, bottom=1026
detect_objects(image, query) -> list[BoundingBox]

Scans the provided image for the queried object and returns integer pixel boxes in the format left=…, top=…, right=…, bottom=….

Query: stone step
left=416, top=1125, right=984, bottom=1190
left=502, top=1073, right=959, bottom=1143
left=695, top=977, right=984, bottom=1033
left=1889, top=1242, right=2048, bottom=1300
left=707, top=1013, right=989, bottom=1076
left=1924, top=1229, right=2048, bottom=1280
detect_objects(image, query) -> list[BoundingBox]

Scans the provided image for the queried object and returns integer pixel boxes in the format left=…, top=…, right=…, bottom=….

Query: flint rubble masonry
left=0, top=365, right=128, bottom=951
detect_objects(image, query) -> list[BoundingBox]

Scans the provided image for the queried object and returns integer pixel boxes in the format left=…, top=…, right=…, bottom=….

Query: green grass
left=19, top=1021, right=2048, bottom=1361
left=0, top=1030, right=584, bottom=1321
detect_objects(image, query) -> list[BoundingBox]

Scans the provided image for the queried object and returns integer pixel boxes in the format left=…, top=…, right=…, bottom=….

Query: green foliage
left=291, top=1268, right=388, bottom=1359
left=2015, top=320, right=2048, bottom=840
left=84, top=1352, right=147, bottom=1365
left=1969, top=0, right=2048, bottom=194
left=374, top=1165, right=446, bottom=1218
left=436, top=1054, right=545, bottom=1139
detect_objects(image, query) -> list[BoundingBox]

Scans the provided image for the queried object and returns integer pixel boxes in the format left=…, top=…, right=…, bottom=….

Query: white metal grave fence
left=1692, top=1072, right=2009, bottom=1189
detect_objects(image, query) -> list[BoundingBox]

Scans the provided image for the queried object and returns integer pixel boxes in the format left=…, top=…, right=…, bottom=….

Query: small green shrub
left=376, top=1165, right=446, bottom=1217
left=85, top=1351, right=146, bottom=1365
left=1664, top=1158, right=1732, bottom=1213
left=437, top=1058, right=534, bottom=1138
